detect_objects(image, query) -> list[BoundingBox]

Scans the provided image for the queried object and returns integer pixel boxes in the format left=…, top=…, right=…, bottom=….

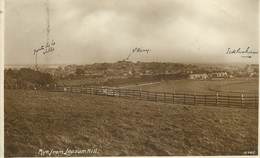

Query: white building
left=189, top=73, right=209, bottom=80
left=210, top=72, right=228, bottom=78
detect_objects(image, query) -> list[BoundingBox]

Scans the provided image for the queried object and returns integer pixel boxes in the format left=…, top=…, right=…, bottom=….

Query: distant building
left=189, top=73, right=208, bottom=80
left=246, top=64, right=258, bottom=77
left=249, top=72, right=258, bottom=78
left=143, top=70, right=153, bottom=75
left=186, top=70, right=193, bottom=74
left=210, top=72, right=228, bottom=78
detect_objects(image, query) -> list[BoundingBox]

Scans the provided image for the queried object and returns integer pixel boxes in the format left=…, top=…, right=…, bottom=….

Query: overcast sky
left=4, top=0, right=259, bottom=65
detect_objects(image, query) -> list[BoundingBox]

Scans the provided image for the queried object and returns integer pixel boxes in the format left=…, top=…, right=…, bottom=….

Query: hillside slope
left=5, top=90, right=258, bottom=156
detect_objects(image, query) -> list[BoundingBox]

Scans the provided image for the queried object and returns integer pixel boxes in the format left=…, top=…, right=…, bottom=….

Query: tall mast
left=35, top=51, right=38, bottom=71
left=34, top=0, right=50, bottom=71
left=46, top=0, right=50, bottom=44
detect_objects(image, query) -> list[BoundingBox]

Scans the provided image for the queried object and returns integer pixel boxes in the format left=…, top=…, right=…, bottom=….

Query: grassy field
left=124, top=79, right=258, bottom=94
left=59, top=78, right=258, bottom=94
left=5, top=89, right=258, bottom=156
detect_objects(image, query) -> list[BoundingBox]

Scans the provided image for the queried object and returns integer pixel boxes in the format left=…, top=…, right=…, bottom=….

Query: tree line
left=4, top=68, right=55, bottom=89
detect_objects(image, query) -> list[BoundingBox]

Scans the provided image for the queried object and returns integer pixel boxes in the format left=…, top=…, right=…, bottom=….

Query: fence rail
left=50, top=86, right=258, bottom=109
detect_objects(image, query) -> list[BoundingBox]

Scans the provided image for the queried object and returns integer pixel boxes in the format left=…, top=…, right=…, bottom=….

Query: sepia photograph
left=3, top=0, right=259, bottom=157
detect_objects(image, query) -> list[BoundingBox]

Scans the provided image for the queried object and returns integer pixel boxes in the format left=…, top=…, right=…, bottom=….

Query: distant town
left=4, top=61, right=259, bottom=89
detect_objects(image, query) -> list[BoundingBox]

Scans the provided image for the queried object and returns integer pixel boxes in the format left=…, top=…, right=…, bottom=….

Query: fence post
left=155, top=93, right=157, bottom=102
left=204, top=95, right=206, bottom=105
left=164, top=92, right=166, bottom=103
left=255, top=95, right=257, bottom=108
left=113, top=88, right=116, bottom=97
left=241, top=93, right=244, bottom=107
left=194, top=93, right=196, bottom=105
left=183, top=94, right=186, bottom=104
left=126, top=89, right=129, bottom=98
left=93, top=87, right=96, bottom=95
left=106, top=88, right=109, bottom=96
left=122, top=89, right=125, bottom=98
left=216, top=92, right=219, bottom=105
left=139, top=88, right=141, bottom=100
left=228, top=95, right=230, bottom=106
left=172, top=93, right=175, bottom=104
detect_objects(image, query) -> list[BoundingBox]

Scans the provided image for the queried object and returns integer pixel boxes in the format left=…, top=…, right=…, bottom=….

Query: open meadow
left=120, top=79, right=258, bottom=94
left=5, top=89, right=258, bottom=156
left=59, top=78, right=258, bottom=95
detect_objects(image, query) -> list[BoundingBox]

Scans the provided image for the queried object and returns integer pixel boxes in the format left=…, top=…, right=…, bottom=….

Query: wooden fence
left=51, top=86, right=258, bottom=109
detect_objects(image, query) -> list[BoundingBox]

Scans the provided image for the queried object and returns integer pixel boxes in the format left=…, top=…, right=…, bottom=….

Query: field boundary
left=50, top=86, right=258, bottom=109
